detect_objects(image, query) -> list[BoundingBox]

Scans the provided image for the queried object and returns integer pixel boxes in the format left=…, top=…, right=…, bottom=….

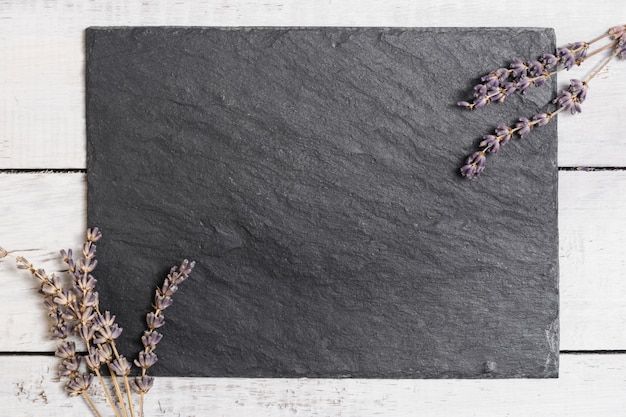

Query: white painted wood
left=0, top=173, right=86, bottom=352
left=1, top=0, right=626, bottom=168
left=2, top=171, right=626, bottom=352
left=559, top=170, right=626, bottom=350
left=2, top=354, right=625, bottom=416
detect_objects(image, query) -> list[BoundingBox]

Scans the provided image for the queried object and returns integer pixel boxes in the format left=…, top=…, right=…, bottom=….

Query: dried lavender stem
left=83, top=392, right=104, bottom=417
left=107, top=366, right=130, bottom=417
left=582, top=40, right=619, bottom=63
left=111, top=343, right=137, bottom=417
left=585, top=49, right=618, bottom=83
left=587, top=29, right=615, bottom=45
left=94, top=369, right=123, bottom=417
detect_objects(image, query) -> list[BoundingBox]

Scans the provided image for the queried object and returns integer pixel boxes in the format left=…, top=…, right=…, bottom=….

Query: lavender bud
left=134, top=351, right=158, bottom=369
left=473, top=84, right=487, bottom=97
left=59, top=356, right=81, bottom=376
left=496, top=125, right=513, bottom=146
left=85, top=352, right=102, bottom=371
left=0, top=246, right=7, bottom=259
left=502, top=82, right=517, bottom=96
left=527, top=60, right=544, bottom=77
left=94, top=311, right=116, bottom=329
left=541, top=53, right=558, bottom=70
left=76, top=307, right=96, bottom=324
left=52, top=325, right=71, bottom=339
left=610, top=25, right=626, bottom=40
left=619, top=43, right=626, bottom=59
left=533, top=113, right=551, bottom=126
left=569, top=79, right=588, bottom=102
left=510, top=58, right=527, bottom=77
left=82, top=290, right=99, bottom=307
left=457, top=100, right=472, bottom=109
left=473, top=95, right=488, bottom=109
left=130, top=375, right=155, bottom=394
left=146, top=312, right=165, bottom=329
left=460, top=151, right=486, bottom=179
left=66, top=374, right=93, bottom=397
left=154, top=293, right=173, bottom=310
left=87, top=227, right=102, bottom=243
left=110, top=356, right=131, bottom=376
left=41, top=274, right=63, bottom=295
left=516, top=76, right=531, bottom=94
left=55, top=341, right=76, bottom=359
left=54, top=289, right=76, bottom=307
left=78, top=258, right=97, bottom=273
left=97, top=344, right=113, bottom=363
left=557, top=47, right=576, bottom=70
left=76, top=323, right=96, bottom=341
left=142, top=330, right=163, bottom=350
left=93, top=323, right=123, bottom=344
left=516, top=117, right=532, bottom=139
left=480, top=135, right=500, bottom=154
left=162, top=280, right=178, bottom=297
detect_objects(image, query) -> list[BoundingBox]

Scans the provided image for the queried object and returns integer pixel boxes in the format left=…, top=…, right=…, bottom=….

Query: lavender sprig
left=132, top=259, right=195, bottom=417
left=3, top=228, right=195, bottom=417
left=457, top=25, right=626, bottom=110
left=459, top=26, right=625, bottom=179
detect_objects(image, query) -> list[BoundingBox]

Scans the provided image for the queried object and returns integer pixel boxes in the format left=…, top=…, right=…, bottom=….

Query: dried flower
left=458, top=26, right=625, bottom=178
left=110, top=356, right=132, bottom=376
left=66, top=374, right=94, bottom=397
left=8, top=228, right=195, bottom=417
left=460, top=151, right=486, bottom=179
left=130, top=375, right=154, bottom=394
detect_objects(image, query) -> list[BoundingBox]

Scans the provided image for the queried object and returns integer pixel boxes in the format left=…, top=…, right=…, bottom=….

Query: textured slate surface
left=86, top=27, right=559, bottom=378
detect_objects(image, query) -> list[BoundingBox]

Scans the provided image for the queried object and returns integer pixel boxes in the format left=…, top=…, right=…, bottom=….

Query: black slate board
left=86, top=27, right=559, bottom=378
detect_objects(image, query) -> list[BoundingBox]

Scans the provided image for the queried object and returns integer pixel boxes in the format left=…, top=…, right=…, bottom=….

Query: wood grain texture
left=2, top=354, right=625, bottom=416
left=1, top=171, right=626, bottom=352
left=1, top=0, right=626, bottom=168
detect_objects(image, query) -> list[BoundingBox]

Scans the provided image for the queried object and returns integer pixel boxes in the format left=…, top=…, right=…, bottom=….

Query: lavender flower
left=66, top=374, right=94, bottom=397
left=553, top=79, right=587, bottom=114
left=130, top=375, right=155, bottom=394
left=110, top=356, right=132, bottom=376
left=460, top=151, right=486, bottom=179
left=134, top=351, right=158, bottom=370
left=9, top=228, right=195, bottom=417
left=458, top=26, right=625, bottom=178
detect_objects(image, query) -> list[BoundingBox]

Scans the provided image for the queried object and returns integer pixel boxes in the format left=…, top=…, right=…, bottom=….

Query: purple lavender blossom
left=480, top=135, right=500, bottom=154
left=528, top=60, right=544, bottom=77
left=557, top=47, right=576, bottom=69
left=541, top=53, right=558, bottom=70
left=130, top=375, right=155, bottom=394
left=516, top=117, right=532, bottom=139
left=66, top=374, right=93, bottom=397
left=146, top=312, right=165, bottom=329
left=460, top=151, right=486, bottom=179
left=510, top=58, right=527, bottom=77
left=55, top=341, right=76, bottom=359
left=110, top=356, right=132, bottom=376
left=141, top=330, right=163, bottom=351
left=532, top=113, right=551, bottom=126
left=134, top=351, right=158, bottom=369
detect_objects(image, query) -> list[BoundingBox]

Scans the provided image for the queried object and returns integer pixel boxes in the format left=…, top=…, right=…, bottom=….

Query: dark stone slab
left=86, top=27, right=559, bottom=378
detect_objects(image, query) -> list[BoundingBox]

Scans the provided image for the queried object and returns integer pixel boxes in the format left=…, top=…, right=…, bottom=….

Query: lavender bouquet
left=458, top=24, right=626, bottom=179
left=1, top=228, right=194, bottom=417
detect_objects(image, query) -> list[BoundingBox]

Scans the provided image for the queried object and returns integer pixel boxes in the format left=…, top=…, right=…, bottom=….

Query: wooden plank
left=1, top=1, right=626, bottom=168
left=2, top=171, right=626, bottom=351
left=1, top=354, right=625, bottom=416
left=559, top=170, right=626, bottom=350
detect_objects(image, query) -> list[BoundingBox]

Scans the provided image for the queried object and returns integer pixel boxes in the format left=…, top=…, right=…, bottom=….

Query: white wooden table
left=2, top=1, right=626, bottom=415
